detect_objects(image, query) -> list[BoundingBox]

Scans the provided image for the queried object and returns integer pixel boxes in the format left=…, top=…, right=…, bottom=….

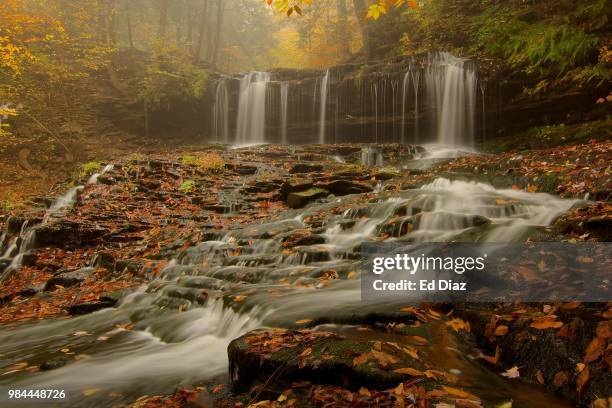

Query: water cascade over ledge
left=208, top=52, right=480, bottom=147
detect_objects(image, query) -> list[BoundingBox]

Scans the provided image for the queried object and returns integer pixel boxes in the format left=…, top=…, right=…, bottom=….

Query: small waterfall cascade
left=212, top=79, right=229, bottom=143
left=411, top=69, right=421, bottom=142
left=280, top=82, right=289, bottom=144
left=235, top=71, right=271, bottom=145
left=425, top=52, right=477, bottom=146
left=479, top=79, right=487, bottom=143
left=401, top=70, right=411, bottom=144
left=0, top=164, right=114, bottom=282
left=0, top=160, right=580, bottom=405
left=318, top=70, right=330, bottom=144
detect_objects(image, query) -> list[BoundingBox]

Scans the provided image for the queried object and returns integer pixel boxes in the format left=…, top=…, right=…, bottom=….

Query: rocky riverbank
left=0, top=142, right=610, bottom=407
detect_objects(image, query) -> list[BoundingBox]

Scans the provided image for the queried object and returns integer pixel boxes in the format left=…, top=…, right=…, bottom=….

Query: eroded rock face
left=35, top=221, right=108, bottom=248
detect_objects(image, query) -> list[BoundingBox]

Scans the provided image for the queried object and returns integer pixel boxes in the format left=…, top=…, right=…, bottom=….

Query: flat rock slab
left=228, top=328, right=432, bottom=393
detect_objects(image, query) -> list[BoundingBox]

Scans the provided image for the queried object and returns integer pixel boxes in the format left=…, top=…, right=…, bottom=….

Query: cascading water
left=0, top=150, right=579, bottom=406
left=0, top=165, right=114, bottom=282
left=412, top=69, right=421, bottom=142
left=317, top=70, right=329, bottom=144
left=212, top=79, right=229, bottom=143
left=401, top=69, right=411, bottom=144
left=426, top=52, right=477, bottom=146
left=280, top=82, right=289, bottom=144
left=235, top=72, right=270, bottom=145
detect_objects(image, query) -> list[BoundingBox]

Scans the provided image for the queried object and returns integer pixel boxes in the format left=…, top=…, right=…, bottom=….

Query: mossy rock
left=228, top=329, right=428, bottom=393
left=287, top=188, right=329, bottom=209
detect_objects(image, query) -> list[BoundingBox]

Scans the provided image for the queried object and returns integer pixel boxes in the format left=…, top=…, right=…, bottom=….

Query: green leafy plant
left=179, top=179, right=195, bottom=193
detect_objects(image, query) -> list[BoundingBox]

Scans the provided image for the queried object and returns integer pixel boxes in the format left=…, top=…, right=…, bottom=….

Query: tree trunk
left=211, top=0, right=225, bottom=69
left=205, top=0, right=214, bottom=61
left=103, top=0, right=124, bottom=93
left=158, top=0, right=169, bottom=44
left=126, top=0, right=134, bottom=48
left=352, top=0, right=370, bottom=59
left=336, top=0, right=351, bottom=59
left=194, top=0, right=209, bottom=62
left=187, top=6, right=194, bottom=47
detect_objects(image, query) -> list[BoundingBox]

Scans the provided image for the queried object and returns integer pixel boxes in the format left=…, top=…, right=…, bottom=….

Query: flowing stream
left=0, top=149, right=579, bottom=406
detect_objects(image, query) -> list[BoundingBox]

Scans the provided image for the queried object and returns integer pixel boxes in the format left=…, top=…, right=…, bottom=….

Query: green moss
left=179, top=180, right=195, bottom=193
left=73, top=160, right=101, bottom=180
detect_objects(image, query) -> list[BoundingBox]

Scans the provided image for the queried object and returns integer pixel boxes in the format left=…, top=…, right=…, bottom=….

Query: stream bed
left=0, top=144, right=605, bottom=407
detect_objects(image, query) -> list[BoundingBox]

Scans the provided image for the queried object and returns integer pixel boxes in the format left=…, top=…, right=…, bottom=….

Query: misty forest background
left=0, top=0, right=610, bottom=207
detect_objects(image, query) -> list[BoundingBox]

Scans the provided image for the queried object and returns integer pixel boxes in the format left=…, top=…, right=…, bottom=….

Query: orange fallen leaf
left=576, top=366, right=591, bottom=396
left=553, top=371, right=569, bottom=388
left=441, top=386, right=480, bottom=401
left=494, top=325, right=509, bottom=336
left=584, top=337, right=605, bottom=363
left=295, top=319, right=312, bottom=325
left=393, top=367, right=424, bottom=376
left=481, top=345, right=501, bottom=365
left=446, top=318, right=470, bottom=332
left=536, top=369, right=545, bottom=384
left=530, top=316, right=563, bottom=330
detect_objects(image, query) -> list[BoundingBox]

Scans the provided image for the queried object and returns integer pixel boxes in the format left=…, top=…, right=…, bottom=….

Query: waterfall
left=411, top=69, right=421, bottom=142
left=280, top=82, right=289, bottom=144
left=479, top=79, right=487, bottom=143
left=401, top=70, right=411, bottom=144
left=212, top=79, right=229, bottom=143
left=371, top=82, right=378, bottom=143
left=235, top=72, right=271, bottom=145
left=426, top=52, right=477, bottom=146
left=317, top=70, right=329, bottom=144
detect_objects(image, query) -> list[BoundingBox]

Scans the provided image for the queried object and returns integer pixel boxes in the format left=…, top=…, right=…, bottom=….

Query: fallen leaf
left=536, top=369, right=545, bottom=384
left=530, top=317, right=563, bottom=330
left=441, top=386, right=480, bottom=401
left=584, top=337, right=605, bottom=363
left=447, top=318, right=470, bottom=332
left=393, top=367, right=424, bottom=376
left=553, top=371, right=569, bottom=387
left=494, top=325, right=509, bottom=336
left=481, top=345, right=501, bottom=365
left=394, top=382, right=404, bottom=396
left=298, top=347, right=312, bottom=358
left=501, top=366, right=520, bottom=379
left=576, top=366, right=590, bottom=396
left=295, top=319, right=312, bottom=325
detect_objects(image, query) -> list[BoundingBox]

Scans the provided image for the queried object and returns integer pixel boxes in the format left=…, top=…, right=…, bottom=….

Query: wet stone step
left=224, top=254, right=279, bottom=267
left=44, top=267, right=96, bottom=290
left=177, top=275, right=235, bottom=291
left=210, top=266, right=270, bottom=283
left=228, top=328, right=428, bottom=393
